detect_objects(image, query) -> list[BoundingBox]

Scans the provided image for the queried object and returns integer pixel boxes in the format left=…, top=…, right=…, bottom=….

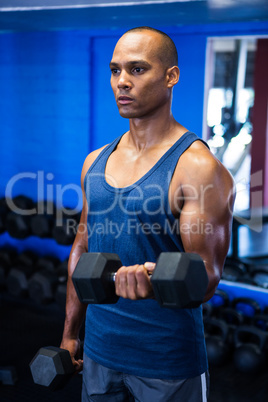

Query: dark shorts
left=82, top=354, right=210, bottom=402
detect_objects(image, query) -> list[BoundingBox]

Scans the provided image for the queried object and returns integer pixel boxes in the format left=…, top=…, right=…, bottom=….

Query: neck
left=127, top=111, right=180, bottom=152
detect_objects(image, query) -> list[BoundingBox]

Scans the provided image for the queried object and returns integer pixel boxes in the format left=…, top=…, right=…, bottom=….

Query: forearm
left=181, top=224, right=231, bottom=303
left=61, top=279, right=87, bottom=341
left=61, top=243, right=87, bottom=342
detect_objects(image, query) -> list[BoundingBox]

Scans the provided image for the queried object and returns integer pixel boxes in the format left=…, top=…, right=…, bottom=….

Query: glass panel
left=204, top=38, right=256, bottom=212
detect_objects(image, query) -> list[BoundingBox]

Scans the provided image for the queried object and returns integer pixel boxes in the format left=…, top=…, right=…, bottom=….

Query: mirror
left=203, top=37, right=257, bottom=212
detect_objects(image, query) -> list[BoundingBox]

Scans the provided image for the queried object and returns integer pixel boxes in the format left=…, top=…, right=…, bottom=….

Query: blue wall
left=0, top=30, right=91, bottom=210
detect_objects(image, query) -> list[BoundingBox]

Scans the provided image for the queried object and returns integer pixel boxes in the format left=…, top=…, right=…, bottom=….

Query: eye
left=132, top=67, right=145, bottom=74
left=111, top=68, right=120, bottom=75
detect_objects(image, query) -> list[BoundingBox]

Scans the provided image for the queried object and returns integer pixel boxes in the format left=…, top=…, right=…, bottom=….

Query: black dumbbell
left=218, top=307, right=244, bottom=327
left=28, top=256, right=61, bottom=304
left=0, top=366, right=17, bottom=385
left=0, top=247, right=18, bottom=289
left=6, top=250, right=38, bottom=298
left=218, top=307, right=244, bottom=348
left=30, top=200, right=56, bottom=238
left=72, top=252, right=208, bottom=309
left=204, top=317, right=231, bottom=367
left=222, top=257, right=248, bottom=282
left=30, top=347, right=75, bottom=391
left=5, top=195, right=35, bottom=239
left=52, top=208, right=80, bottom=245
left=233, top=326, right=267, bottom=374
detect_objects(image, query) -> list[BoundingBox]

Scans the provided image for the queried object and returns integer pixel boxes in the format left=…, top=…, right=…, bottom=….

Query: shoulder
left=178, top=139, right=235, bottom=193
left=81, top=144, right=108, bottom=191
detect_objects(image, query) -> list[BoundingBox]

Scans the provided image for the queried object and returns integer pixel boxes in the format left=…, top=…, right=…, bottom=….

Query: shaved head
left=123, top=26, right=178, bottom=69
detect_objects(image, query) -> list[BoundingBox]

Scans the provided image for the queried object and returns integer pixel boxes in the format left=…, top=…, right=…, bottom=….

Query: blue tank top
left=83, top=131, right=208, bottom=379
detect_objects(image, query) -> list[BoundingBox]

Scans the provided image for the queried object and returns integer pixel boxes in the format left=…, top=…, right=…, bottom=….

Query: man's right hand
left=60, top=338, right=83, bottom=373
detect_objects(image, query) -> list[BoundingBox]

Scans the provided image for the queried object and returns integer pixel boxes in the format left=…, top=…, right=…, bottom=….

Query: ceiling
left=0, top=0, right=268, bottom=32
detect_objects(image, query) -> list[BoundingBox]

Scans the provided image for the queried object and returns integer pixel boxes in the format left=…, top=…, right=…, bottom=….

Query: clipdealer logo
left=4, top=169, right=265, bottom=235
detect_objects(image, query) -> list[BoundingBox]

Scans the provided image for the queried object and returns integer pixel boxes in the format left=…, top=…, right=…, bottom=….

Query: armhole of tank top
left=166, top=136, right=207, bottom=225
left=167, top=136, right=209, bottom=187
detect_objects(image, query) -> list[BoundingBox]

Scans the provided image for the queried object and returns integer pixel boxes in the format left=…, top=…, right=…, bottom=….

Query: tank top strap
left=84, top=135, right=123, bottom=188
left=158, top=131, right=207, bottom=169
left=146, top=131, right=208, bottom=189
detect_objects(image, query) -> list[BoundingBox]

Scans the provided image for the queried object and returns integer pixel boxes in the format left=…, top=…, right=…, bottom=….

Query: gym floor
left=1, top=292, right=268, bottom=402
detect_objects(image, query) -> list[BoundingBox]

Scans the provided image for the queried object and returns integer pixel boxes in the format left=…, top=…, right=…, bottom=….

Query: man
left=60, top=27, right=235, bottom=401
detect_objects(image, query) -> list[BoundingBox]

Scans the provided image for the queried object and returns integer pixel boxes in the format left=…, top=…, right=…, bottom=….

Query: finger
left=126, top=266, right=139, bottom=299
left=73, top=358, right=83, bottom=372
left=114, top=266, right=125, bottom=289
left=136, top=266, right=153, bottom=298
left=115, top=266, right=128, bottom=298
left=144, top=262, right=156, bottom=273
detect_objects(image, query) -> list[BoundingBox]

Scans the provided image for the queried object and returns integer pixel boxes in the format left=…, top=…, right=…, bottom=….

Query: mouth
left=117, top=96, right=134, bottom=105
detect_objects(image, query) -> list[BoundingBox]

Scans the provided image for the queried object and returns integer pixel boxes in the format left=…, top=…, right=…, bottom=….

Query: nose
left=117, top=71, right=132, bottom=90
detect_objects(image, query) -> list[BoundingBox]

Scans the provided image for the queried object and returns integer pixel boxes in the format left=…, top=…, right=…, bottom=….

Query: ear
left=166, top=66, right=180, bottom=88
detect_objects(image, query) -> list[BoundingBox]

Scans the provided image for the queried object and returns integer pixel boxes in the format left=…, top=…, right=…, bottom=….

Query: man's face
left=110, top=31, right=170, bottom=119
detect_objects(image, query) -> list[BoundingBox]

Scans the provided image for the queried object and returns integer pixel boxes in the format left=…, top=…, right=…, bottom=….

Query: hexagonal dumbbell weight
left=30, top=200, right=56, bottom=238
left=5, top=195, right=35, bottom=239
left=7, top=250, right=38, bottom=298
left=152, top=252, right=208, bottom=308
left=0, top=366, right=17, bottom=385
left=29, top=346, right=74, bottom=391
left=72, top=253, right=121, bottom=304
left=72, top=252, right=208, bottom=309
left=52, top=208, right=81, bottom=245
left=28, top=256, right=62, bottom=304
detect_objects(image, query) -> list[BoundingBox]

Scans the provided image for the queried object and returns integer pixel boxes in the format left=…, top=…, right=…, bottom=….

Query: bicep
left=179, top=164, right=235, bottom=278
left=180, top=198, right=231, bottom=272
